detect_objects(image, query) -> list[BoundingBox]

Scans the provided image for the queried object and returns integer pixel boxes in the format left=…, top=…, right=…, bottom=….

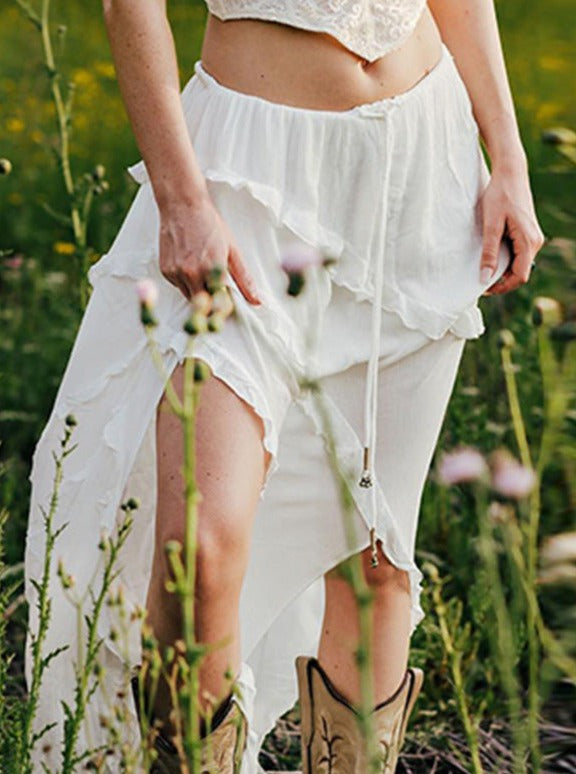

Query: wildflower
left=183, top=311, right=208, bottom=335
left=191, top=289, right=212, bottom=316
left=489, top=449, right=537, bottom=499
left=4, top=255, right=23, bottom=270
left=193, top=359, right=212, bottom=383
left=204, top=263, right=226, bottom=294
left=487, top=501, right=514, bottom=525
left=497, top=329, right=516, bottom=349
left=541, top=126, right=576, bottom=145
left=0, top=158, right=12, bottom=175
left=532, top=296, right=562, bottom=327
left=6, top=117, right=24, bottom=133
left=98, top=528, right=110, bottom=552
left=211, top=285, right=235, bottom=318
left=207, top=312, right=225, bottom=332
left=280, top=242, right=325, bottom=273
left=136, top=278, right=158, bottom=307
left=92, top=164, right=106, bottom=182
left=436, top=446, right=488, bottom=485
left=53, top=241, right=76, bottom=256
left=540, top=531, right=576, bottom=566
left=65, top=413, right=77, bottom=427
left=280, top=242, right=326, bottom=297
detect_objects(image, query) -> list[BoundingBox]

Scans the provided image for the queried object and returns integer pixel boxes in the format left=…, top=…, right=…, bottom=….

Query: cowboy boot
left=131, top=672, right=248, bottom=773
left=295, top=655, right=423, bottom=773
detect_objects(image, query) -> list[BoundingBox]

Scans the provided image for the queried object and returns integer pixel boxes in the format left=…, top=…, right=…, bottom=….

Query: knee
left=156, top=503, right=252, bottom=594
left=360, top=541, right=411, bottom=595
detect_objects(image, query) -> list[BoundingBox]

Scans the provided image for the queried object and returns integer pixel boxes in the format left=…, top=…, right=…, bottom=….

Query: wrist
left=154, top=175, right=211, bottom=215
left=481, top=115, right=528, bottom=173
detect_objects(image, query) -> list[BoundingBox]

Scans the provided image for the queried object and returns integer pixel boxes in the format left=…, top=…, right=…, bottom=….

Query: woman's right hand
left=158, top=193, right=263, bottom=306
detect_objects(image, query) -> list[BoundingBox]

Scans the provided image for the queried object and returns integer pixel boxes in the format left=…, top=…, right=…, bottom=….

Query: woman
left=24, top=0, right=545, bottom=772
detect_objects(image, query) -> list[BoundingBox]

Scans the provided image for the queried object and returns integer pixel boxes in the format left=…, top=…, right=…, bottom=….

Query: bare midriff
left=200, top=6, right=443, bottom=111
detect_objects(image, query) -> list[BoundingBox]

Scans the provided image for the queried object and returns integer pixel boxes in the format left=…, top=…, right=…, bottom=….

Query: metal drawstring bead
left=369, top=527, right=379, bottom=567
left=359, top=446, right=373, bottom=487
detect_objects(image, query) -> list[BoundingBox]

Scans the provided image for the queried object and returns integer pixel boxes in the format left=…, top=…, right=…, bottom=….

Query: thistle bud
left=532, top=296, right=562, bottom=327
left=191, top=289, right=213, bottom=317
left=183, top=311, right=208, bottom=336
left=497, top=329, right=516, bottom=349
left=193, top=359, right=212, bottom=383
left=207, top=312, right=225, bottom=332
left=211, top=286, right=234, bottom=319
left=135, top=278, right=159, bottom=327
left=204, top=264, right=226, bottom=294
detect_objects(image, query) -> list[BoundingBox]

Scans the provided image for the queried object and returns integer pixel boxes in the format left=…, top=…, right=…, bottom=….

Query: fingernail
left=480, top=266, right=495, bottom=283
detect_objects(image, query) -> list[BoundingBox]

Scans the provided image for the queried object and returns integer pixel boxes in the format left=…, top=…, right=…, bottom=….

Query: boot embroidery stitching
left=317, top=713, right=344, bottom=773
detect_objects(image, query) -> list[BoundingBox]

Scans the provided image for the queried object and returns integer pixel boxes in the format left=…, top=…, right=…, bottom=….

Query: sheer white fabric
left=205, top=0, right=428, bottom=62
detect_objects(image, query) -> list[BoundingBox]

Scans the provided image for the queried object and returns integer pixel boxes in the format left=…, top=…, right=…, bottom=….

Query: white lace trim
left=205, top=0, right=428, bottom=62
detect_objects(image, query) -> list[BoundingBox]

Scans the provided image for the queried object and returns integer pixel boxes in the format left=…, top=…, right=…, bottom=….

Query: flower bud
left=183, top=312, right=208, bottom=336
left=92, top=164, right=106, bottom=181
left=211, top=287, right=234, bottom=319
left=207, top=312, right=225, bottom=332
left=191, top=289, right=212, bottom=317
left=136, top=278, right=159, bottom=327
left=541, top=126, right=576, bottom=146
left=193, top=359, right=212, bottom=383
left=0, top=158, right=12, bottom=176
left=532, top=296, right=562, bottom=327
left=204, top=264, right=226, bottom=294
left=497, top=329, right=516, bottom=349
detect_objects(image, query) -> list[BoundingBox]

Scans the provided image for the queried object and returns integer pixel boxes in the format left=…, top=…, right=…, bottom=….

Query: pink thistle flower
left=135, top=278, right=158, bottom=308
left=4, top=255, right=23, bottom=270
left=437, top=446, right=488, bottom=485
left=489, top=449, right=537, bottom=499
left=280, top=242, right=325, bottom=274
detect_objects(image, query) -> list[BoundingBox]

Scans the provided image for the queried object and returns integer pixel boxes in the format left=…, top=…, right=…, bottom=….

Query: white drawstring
left=357, top=105, right=397, bottom=568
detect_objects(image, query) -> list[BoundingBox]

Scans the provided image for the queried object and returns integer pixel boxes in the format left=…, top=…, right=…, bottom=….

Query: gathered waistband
left=192, top=41, right=454, bottom=119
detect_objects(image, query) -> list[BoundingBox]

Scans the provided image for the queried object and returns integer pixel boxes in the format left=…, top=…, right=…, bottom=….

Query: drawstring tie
left=355, top=101, right=397, bottom=569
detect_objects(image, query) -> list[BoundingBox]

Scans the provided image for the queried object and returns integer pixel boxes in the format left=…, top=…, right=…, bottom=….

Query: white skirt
left=24, top=41, right=509, bottom=772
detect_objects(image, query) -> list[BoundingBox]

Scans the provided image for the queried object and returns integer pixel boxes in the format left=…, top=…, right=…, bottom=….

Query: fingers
left=485, top=222, right=545, bottom=296
left=227, top=244, right=263, bottom=305
left=479, top=205, right=506, bottom=285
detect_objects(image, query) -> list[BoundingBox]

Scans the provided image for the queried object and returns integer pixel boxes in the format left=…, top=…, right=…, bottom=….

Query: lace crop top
left=205, top=0, right=429, bottom=63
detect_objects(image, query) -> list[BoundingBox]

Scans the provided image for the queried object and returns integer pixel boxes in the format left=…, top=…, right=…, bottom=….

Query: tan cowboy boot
left=295, top=655, right=423, bottom=773
left=131, top=672, right=248, bottom=773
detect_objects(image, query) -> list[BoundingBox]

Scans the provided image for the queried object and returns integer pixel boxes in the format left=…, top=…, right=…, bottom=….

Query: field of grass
left=1, top=1, right=575, bottom=771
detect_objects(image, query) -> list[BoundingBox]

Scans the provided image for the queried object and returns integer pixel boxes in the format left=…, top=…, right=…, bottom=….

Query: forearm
left=427, top=0, right=527, bottom=172
left=102, top=0, right=209, bottom=210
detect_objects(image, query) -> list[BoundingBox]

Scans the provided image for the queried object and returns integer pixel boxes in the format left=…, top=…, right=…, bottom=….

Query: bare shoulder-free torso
left=199, top=5, right=444, bottom=111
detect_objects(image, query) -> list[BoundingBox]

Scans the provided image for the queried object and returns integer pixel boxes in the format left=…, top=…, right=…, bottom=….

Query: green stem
left=427, top=567, right=484, bottom=774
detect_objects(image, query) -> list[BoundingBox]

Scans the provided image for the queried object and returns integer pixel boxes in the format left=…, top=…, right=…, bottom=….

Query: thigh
left=155, top=358, right=272, bottom=552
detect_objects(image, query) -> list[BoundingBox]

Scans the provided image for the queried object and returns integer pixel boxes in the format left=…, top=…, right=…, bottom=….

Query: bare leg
left=144, top=358, right=272, bottom=738
left=319, top=540, right=412, bottom=707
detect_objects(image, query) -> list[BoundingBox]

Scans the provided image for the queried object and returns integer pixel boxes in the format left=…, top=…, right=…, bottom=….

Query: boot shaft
left=295, top=655, right=423, bottom=773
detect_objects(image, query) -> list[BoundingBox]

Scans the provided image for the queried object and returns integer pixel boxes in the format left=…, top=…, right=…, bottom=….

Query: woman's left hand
left=479, top=161, right=546, bottom=296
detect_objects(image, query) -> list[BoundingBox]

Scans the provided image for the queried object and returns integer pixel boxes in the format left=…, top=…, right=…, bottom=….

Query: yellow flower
left=72, top=68, right=94, bottom=87
left=95, top=61, right=116, bottom=79
left=6, top=117, right=25, bottom=133
left=53, top=241, right=76, bottom=255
